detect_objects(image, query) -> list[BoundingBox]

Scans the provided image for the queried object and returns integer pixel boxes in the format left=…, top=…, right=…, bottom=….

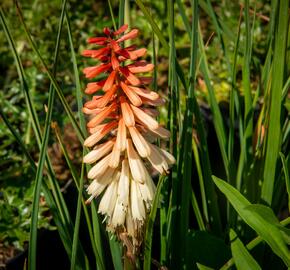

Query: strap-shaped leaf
left=213, top=176, right=290, bottom=266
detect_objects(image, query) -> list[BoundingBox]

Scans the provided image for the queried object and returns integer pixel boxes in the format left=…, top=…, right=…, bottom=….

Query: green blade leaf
left=70, top=160, right=85, bottom=270
left=109, top=235, right=123, bottom=270
left=241, top=0, right=253, bottom=162
left=197, top=25, right=229, bottom=179
left=107, top=0, right=117, bottom=31
left=177, top=1, right=199, bottom=267
left=230, top=229, right=261, bottom=270
left=213, top=176, right=290, bottom=266
left=245, top=204, right=290, bottom=245
left=280, top=153, right=290, bottom=211
left=261, top=0, right=289, bottom=204
left=143, top=176, right=166, bottom=270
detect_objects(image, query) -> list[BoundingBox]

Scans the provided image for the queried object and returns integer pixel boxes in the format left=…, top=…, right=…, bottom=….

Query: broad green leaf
left=246, top=204, right=290, bottom=245
left=230, top=229, right=261, bottom=270
left=213, top=176, right=290, bottom=266
left=245, top=204, right=280, bottom=226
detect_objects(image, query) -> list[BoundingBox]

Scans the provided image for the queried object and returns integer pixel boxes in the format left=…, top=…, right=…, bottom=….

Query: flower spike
left=82, top=25, right=175, bottom=252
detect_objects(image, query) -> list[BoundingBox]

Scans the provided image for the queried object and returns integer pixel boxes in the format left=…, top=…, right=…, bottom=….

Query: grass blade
left=228, top=7, right=242, bottom=183
left=1, top=4, right=72, bottom=224
left=282, top=75, right=290, bottom=100
left=108, top=0, right=117, bottom=31
left=118, top=0, right=125, bottom=27
left=70, top=159, right=85, bottom=270
left=280, top=153, right=290, bottom=211
left=28, top=74, right=56, bottom=270
left=176, top=0, right=191, bottom=36
left=91, top=203, right=107, bottom=268
left=242, top=0, right=253, bottom=157
left=143, top=176, right=166, bottom=270
left=192, top=138, right=208, bottom=223
left=261, top=0, right=289, bottom=204
left=167, top=0, right=180, bottom=264
left=135, top=0, right=168, bottom=49
left=179, top=0, right=199, bottom=258
left=109, top=236, right=123, bottom=270
left=191, top=191, right=206, bottom=230
left=65, top=12, right=86, bottom=134
left=197, top=25, right=229, bottom=179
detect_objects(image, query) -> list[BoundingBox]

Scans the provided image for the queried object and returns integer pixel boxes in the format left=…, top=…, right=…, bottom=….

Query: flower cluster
left=82, top=25, right=175, bottom=248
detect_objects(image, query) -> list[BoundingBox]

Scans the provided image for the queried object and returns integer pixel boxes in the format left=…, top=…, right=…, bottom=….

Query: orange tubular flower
left=82, top=24, right=175, bottom=250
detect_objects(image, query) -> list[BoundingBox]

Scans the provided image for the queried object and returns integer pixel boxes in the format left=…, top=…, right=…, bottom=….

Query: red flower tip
left=87, top=37, right=107, bottom=45
left=103, top=27, right=111, bottom=36
left=83, top=63, right=112, bottom=78
left=128, top=61, right=154, bottom=73
left=113, top=24, right=128, bottom=36
left=116, top=29, right=139, bottom=43
left=82, top=47, right=110, bottom=58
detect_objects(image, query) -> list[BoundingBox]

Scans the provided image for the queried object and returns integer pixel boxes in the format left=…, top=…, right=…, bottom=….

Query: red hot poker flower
left=82, top=24, right=175, bottom=251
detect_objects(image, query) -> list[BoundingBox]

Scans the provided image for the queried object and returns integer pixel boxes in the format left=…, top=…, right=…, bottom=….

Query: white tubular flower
left=98, top=180, right=118, bottom=217
left=130, top=180, right=146, bottom=221
left=83, top=140, right=114, bottom=164
left=117, top=160, right=130, bottom=208
left=87, top=154, right=111, bottom=179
